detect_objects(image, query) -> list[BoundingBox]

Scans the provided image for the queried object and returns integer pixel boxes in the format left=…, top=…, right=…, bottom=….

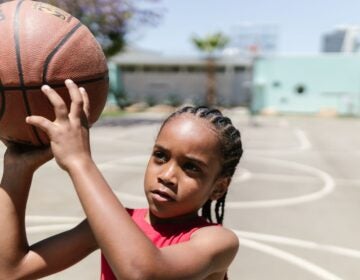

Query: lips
left=151, top=189, right=176, bottom=202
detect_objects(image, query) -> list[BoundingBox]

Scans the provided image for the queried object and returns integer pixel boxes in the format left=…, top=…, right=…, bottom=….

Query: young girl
left=0, top=80, right=243, bottom=279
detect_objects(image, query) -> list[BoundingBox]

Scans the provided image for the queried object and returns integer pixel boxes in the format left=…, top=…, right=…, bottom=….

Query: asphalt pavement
left=2, top=109, right=359, bottom=280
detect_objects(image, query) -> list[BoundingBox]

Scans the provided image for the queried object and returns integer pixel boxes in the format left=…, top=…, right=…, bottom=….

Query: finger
left=79, top=87, right=90, bottom=120
left=79, top=87, right=91, bottom=129
left=26, top=116, right=54, bottom=136
left=41, top=85, right=68, bottom=121
left=65, top=79, right=83, bottom=119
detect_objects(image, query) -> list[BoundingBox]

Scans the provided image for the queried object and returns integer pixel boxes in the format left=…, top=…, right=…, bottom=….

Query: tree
left=0, top=0, right=161, bottom=57
left=192, top=32, right=229, bottom=106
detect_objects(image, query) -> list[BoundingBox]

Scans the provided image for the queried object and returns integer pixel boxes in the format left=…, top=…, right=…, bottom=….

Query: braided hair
left=160, top=106, right=243, bottom=225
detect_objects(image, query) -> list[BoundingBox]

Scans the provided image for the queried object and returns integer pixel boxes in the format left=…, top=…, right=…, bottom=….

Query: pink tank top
left=100, top=208, right=217, bottom=279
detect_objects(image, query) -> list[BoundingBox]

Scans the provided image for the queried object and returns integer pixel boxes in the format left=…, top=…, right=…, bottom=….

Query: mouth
left=151, top=190, right=176, bottom=202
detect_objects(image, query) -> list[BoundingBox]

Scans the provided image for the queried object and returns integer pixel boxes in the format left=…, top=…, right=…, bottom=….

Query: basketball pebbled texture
left=0, top=0, right=109, bottom=146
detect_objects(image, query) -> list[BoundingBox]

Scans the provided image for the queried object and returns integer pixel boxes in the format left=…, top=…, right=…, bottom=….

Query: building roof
left=110, top=47, right=252, bottom=67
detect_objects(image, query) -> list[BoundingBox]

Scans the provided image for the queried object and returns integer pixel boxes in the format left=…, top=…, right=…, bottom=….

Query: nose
left=158, top=161, right=178, bottom=188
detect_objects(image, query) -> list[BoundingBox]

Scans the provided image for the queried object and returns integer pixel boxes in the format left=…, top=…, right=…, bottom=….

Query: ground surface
left=2, top=109, right=359, bottom=279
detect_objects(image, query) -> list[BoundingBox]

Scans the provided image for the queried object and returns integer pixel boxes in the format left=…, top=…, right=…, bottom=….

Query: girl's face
left=144, top=115, right=228, bottom=220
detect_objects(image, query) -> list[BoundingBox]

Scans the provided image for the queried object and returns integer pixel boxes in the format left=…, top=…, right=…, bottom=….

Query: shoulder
left=156, top=225, right=239, bottom=277
left=192, top=226, right=239, bottom=245
left=191, top=226, right=239, bottom=258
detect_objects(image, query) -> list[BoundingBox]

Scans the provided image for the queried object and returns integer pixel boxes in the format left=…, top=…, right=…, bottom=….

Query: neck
left=146, top=210, right=199, bottom=225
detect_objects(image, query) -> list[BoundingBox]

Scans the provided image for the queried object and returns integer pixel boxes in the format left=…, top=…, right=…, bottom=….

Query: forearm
left=67, top=159, right=160, bottom=279
left=0, top=221, right=97, bottom=280
left=0, top=167, right=33, bottom=271
left=15, top=219, right=97, bottom=280
left=0, top=164, right=98, bottom=279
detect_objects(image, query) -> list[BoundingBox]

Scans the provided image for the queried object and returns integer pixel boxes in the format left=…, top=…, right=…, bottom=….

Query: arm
left=55, top=156, right=238, bottom=280
left=26, top=80, right=239, bottom=279
left=0, top=142, right=98, bottom=279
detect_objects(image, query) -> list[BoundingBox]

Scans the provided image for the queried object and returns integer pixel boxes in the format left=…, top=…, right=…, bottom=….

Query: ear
left=210, top=177, right=231, bottom=201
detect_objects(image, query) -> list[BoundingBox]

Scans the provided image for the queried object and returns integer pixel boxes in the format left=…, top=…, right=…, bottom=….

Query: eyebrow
left=153, top=144, right=209, bottom=168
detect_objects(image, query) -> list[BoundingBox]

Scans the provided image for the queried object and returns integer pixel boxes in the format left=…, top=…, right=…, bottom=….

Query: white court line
left=236, top=230, right=360, bottom=259
left=26, top=218, right=360, bottom=259
left=27, top=224, right=76, bottom=234
left=293, top=128, right=312, bottom=150
left=31, top=155, right=337, bottom=210
left=234, top=172, right=318, bottom=183
left=232, top=168, right=252, bottom=183
left=106, top=156, right=335, bottom=209
left=247, top=128, right=312, bottom=154
left=27, top=216, right=82, bottom=223
left=26, top=217, right=360, bottom=260
left=25, top=218, right=353, bottom=280
left=227, top=157, right=335, bottom=208
left=238, top=237, right=344, bottom=280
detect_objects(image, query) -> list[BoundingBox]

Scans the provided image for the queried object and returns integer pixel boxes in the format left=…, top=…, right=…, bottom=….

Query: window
left=294, top=84, right=306, bottom=95
left=272, top=81, right=281, bottom=88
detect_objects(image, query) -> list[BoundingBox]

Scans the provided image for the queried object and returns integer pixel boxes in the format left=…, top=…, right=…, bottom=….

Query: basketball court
left=1, top=109, right=359, bottom=279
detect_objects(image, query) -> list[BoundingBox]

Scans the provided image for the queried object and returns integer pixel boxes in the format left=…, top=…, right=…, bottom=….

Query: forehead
left=157, top=115, right=221, bottom=157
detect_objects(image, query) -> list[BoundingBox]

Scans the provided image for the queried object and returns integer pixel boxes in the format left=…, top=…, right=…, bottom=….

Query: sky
left=130, top=0, right=360, bottom=56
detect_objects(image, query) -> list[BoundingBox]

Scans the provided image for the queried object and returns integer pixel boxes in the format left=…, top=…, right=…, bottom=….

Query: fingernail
left=42, top=85, right=50, bottom=91
left=65, top=79, right=73, bottom=85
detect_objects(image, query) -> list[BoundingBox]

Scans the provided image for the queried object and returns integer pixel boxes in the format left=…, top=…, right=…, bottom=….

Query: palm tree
left=192, top=32, right=229, bottom=106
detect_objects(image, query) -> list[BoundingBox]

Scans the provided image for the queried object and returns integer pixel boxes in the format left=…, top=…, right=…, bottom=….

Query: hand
left=1, top=140, right=53, bottom=174
left=26, top=80, right=92, bottom=171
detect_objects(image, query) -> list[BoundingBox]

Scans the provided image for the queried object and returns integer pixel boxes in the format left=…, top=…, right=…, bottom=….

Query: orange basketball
left=0, top=0, right=109, bottom=146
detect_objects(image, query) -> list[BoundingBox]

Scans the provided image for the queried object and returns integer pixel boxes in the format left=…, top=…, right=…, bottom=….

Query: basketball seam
left=1, top=75, right=109, bottom=91
left=42, top=22, right=82, bottom=84
left=14, top=0, right=44, bottom=145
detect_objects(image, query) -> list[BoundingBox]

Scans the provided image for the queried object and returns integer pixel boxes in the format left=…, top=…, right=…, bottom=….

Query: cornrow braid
left=161, top=106, right=243, bottom=225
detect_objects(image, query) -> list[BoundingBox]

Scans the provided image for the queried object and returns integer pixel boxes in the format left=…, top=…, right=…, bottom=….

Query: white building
left=321, top=25, right=360, bottom=53
left=109, top=48, right=253, bottom=107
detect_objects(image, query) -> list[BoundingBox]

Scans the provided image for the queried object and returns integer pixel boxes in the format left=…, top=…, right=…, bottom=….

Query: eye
left=153, top=150, right=167, bottom=163
left=183, top=162, right=201, bottom=173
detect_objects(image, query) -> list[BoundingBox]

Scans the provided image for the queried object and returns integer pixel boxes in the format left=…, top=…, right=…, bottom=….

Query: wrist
left=65, top=155, right=95, bottom=176
left=2, top=163, right=35, bottom=178
left=1, top=165, right=33, bottom=188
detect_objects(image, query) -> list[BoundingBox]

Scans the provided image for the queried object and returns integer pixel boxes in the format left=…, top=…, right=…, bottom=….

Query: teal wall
left=108, top=62, right=125, bottom=106
left=252, top=55, right=360, bottom=115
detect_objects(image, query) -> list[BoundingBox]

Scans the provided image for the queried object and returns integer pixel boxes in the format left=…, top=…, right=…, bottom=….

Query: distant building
left=109, top=48, right=252, bottom=107
left=321, top=26, right=360, bottom=53
left=225, top=23, right=279, bottom=56
left=251, top=54, right=360, bottom=116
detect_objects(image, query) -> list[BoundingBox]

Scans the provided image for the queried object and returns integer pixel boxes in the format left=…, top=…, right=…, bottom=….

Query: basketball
left=0, top=0, right=109, bottom=146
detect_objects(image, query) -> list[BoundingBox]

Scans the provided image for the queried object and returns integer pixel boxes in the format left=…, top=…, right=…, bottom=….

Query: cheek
left=144, top=161, right=157, bottom=185
left=180, top=177, right=213, bottom=199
